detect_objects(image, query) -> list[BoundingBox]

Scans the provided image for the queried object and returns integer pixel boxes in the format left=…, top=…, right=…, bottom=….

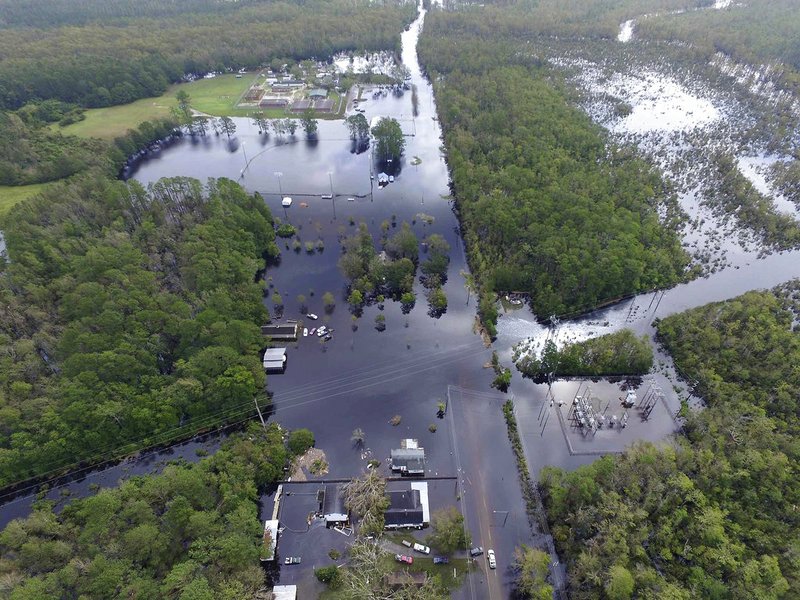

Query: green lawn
left=55, top=73, right=259, bottom=139
left=54, top=96, right=177, bottom=140
left=56, top=72, right=346, bottom=140
left=0, top=183, right=51, bottom=218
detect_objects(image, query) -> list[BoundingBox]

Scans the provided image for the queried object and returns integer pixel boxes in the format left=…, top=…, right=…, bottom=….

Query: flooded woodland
left=2, top=0, right=800, bottom=597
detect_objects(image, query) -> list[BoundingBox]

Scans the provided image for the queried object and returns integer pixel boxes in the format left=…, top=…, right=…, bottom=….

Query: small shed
left=263, top=347, right=287, bottom=371
left=271, top=585, right=297, bottom=600
left=390, top=447, right=425, bottom=476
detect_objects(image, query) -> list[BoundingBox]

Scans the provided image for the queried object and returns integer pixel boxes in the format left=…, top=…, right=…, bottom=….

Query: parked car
left=413, top=543, right=430, bottom=555
left=433, top=556, right=449, bottom=565
left=284, top=556, right=301, bottom=565
left=469, top=546, right=484, bottom=557
left=307, top=313, right=318, bottom=320
left=394, top=554, right=413, bottom=565
left=487, top=549, right=496, bottom=569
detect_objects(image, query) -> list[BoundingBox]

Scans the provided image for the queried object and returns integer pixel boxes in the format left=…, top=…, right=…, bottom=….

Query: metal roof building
left=272, top=585, right=297, bottom=600
left=263, top=347, right=287, bottom=372
left=390, top=447, right=425, bottom=476
left=322, top=483, right=349, bottom=527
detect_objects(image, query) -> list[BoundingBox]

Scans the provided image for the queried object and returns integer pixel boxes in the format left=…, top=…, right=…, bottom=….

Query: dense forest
left=541, top=288, right=800, bottom=598
left=0, top=423, right=299, bottom=599
left=0, top=0, right=416, bottom=109
left=0, top=108, right=177, bottom=186
left=514, top=329, right=653, bottom=379
left=418, top=12, right=688, bottom=328
left=0, top=175, right=279, bottom=489
left=640, top=0, right=800, bottom=81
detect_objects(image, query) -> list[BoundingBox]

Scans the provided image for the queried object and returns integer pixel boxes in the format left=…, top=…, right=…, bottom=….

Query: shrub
left=288, top=429, right=315, bottom=455
left=315, top=565, right=342, bottom=587
left=276, top=223, right=297, bottom=238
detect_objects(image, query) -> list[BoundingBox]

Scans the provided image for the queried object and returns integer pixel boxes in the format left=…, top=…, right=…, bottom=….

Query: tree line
left=541, top=288, right=800, bottom=598
left=0, top=0, right=416, bottom=109
left=0, top=422, right=301, bottom=599
left=418, top=10, right=689, bottom=331
left=0, top=175, right=280, bottom=489
left=514, top=329, right=654, bottom=380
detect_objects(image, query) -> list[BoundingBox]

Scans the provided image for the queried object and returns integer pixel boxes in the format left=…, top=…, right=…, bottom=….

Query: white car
left=413, top=543, right=430, bottom=555
left=307, top=313, right=318, bottom=320
left=487, top=549, right=496, bottom=569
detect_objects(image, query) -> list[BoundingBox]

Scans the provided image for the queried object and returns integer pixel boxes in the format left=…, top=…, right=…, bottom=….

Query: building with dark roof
left=384, top=482, right=429, bottom=529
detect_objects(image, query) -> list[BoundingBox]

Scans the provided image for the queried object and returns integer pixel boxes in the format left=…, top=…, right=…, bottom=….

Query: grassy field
left=0, top=183, right=51, bottom=218
left=56, top=73, right=258, bottom=139
left=53, top=97, right=176, bottom=140
left=56, top=72, right=347, bottom=140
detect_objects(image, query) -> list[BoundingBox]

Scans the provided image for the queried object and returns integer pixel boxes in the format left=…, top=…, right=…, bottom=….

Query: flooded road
left=4, top=5, right=800, bottom=599
left=0, top=6, right=535, bottom=599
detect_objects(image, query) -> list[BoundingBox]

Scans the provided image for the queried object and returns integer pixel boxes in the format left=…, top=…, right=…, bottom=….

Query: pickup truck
left=413, top=543, right=430, bottom=555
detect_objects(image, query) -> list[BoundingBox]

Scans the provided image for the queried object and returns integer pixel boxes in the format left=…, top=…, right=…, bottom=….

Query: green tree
left=605, top=564, right=635, bottom=600
left=513, top=545, right=553, bottom=600
left=300, top=110, right=318, bottom=137
left=426, top=507, right=470, bottom=555
left=371, top=117, right=405, bottom=163
left=288, top=428, right=314, bottom=455
left=218, top=116, right=236, bottom=139
left=348, top=289, right=364, bottom=307
left=345, top=113, right=370, bottom=143
left=323, top=291, right=336, bottom=312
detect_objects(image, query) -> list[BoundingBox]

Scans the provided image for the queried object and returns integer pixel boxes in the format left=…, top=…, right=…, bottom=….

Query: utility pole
left=254, top=398, right=267, bottom=432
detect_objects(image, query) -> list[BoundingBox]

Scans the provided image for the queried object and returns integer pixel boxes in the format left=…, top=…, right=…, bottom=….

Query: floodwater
left=0, top=12, right=515, bottom=597
left=4, top=10, right=800, bottom=598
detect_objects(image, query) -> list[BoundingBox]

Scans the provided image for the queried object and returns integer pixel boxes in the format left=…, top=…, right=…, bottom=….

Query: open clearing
left=56, top=72, right=344, bottom=140
left=56, top=73, right=259, bottom=139
left=0, top=183, right=52, bottom=218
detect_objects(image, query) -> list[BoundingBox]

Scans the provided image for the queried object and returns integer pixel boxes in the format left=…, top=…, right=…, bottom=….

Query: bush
left=315, top=565, right=342, bottom=587
left=276, top=223, right=297, bottom=238
left=288, top=428, right=315, bottom=455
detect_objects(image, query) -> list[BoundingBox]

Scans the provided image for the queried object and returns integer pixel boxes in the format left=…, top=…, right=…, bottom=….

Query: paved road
left=448, top=385, right=533, bottom=599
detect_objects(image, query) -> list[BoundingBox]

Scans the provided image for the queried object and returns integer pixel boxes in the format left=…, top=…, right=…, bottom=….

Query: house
left=321, top=484, right=349, bottom=528
left=390, top=440, right=425, bottom=476
left=262, top=347, right=287, bottom=372
left=384, top=482, right=430, bottom=529
left=384, top=572, right=428, bottom=589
